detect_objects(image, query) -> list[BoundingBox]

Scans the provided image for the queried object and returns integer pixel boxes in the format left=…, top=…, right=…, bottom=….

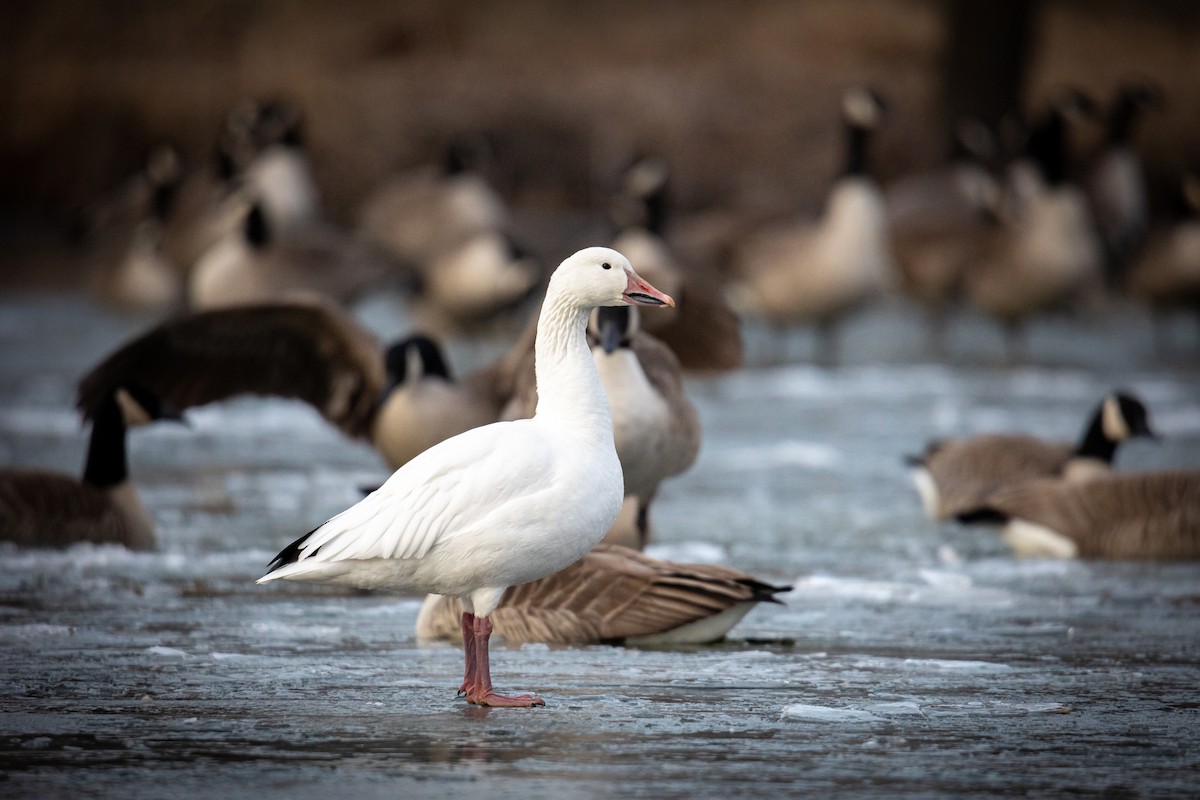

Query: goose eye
left=601, top=262, right=612, bottom=270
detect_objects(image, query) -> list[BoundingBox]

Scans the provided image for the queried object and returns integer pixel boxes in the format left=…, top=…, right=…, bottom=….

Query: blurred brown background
left=2, top=0, right=1198, bottom=270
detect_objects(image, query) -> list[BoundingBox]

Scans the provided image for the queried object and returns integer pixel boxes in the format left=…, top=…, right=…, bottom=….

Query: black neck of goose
left=1106, top=97, right=1141, bottom=146
left=642, top=185, right=668, bottom=236
left=1074, top=408, right=1118, bottom=463
left=843, top=123, right=870, bottom=178
left=83, top=394, right=129, bottom=489
left=1027, top=113, right=1069, bottom=186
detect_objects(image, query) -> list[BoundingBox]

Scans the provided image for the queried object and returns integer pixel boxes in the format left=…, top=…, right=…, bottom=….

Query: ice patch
left=780, top=704, right=881, bottom=723
left=901, top=658, right=1012, bottom=672
left=146, top=646, right=189, bottom=658
left=720, top=441, right=842, bottom=471
left=0, top=407, right=81, bottom=435
left=0, top=623, right=74, bottom=640
left=787, top=575, right=916, bottom=603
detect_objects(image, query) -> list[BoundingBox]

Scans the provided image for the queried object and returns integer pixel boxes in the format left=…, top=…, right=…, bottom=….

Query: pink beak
left=622, top=271, right=676, bottom=308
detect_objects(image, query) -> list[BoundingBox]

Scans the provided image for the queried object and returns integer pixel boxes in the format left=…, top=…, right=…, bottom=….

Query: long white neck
left=533, top=291, right=614, bottom=437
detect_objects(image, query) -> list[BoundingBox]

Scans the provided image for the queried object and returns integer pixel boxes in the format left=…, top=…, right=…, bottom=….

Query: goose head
left=842, top=86, right=888, bottom=131
left=112, top=384, right=186, bottom=428
left=383, top=335, right=453, bottom=395
left=549, top=247, right=675, bottom=311
left=1102, top=392, right=1156, bottom=442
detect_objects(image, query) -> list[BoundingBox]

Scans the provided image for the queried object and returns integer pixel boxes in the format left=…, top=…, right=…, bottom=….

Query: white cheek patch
left=114, top=388, right=152, bottom=427
left=1102, top=397, right=1131, bottom=441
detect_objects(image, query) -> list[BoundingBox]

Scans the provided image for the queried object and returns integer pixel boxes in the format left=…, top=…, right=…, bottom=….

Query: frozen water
left=0, top=293, right=1199, bottom=798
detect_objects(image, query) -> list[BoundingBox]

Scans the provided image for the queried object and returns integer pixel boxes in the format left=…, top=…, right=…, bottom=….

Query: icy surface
left=1, top=294, right=1199, bottom=798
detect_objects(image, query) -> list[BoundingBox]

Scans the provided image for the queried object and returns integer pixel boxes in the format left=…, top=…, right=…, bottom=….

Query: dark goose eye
left=601, top=262, right=612, bottom=270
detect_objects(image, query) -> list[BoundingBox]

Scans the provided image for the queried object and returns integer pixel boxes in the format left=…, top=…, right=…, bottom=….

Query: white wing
left=263, top=419, right=554, bottom=575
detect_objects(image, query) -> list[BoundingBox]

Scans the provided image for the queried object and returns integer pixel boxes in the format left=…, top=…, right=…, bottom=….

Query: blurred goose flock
left=2, top=1, right=1199, bottom=797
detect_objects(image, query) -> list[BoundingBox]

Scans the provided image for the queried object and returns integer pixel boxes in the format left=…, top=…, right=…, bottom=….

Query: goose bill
left=622, top=272, right=675, bottom=307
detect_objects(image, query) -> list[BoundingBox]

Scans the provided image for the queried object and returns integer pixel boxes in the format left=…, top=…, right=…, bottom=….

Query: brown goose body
left=978, top=470, right=1200, bottom=560
left=78, top=298, right=386, bottom=441
left=415, top=544, right=789, bottom=645
left=912, top=435, right=1075, bottom=520
left=0, top=471, right=154, bottom=551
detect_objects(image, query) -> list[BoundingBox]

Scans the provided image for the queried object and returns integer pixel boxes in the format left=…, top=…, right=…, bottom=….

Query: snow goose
left=966, top=470, right=1200, bottom=561
left=908, top=391, right=1155, bottom=521
left=257, top=247, right=674, bottom=707
left=0, top=386, right=181, bottom=550
left=503, top=305, right=701, bottom=549
left=415, top=543, right=789, bottom=645
left=728, top=87, right=895, bottom=364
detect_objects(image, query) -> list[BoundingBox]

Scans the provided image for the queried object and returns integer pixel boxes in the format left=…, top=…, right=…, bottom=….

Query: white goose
left=257, top=247, right=674, bottom=707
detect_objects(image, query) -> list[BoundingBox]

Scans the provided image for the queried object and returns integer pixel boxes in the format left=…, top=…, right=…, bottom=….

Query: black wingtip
left=746, top=579, right=793, bottom=605
left=265, top=526, right=320, bottom=572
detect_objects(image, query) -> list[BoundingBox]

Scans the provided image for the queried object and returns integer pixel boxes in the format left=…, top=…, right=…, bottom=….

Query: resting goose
left=964, top=92, right=1105, bottom=359
left=502, top=304, right=701, bottom=550
left=257, top=247, right=674, bottom=707
left=609, top=155, right=743, bottom=371
left=187, top=203, right=393, bottom=309
left=966, top=470, right=1200, bottom=561
left=729, top=87, right=894, bottom=364
left=1087, top=83, right=1161, bottom=283
left=415, top=543, right=789, bottom=645
left=1127, top=171, right=1200, bottom=342
left=908, top=391, right=1155, bottom=520
left=0, top=386, right=179, bottom=550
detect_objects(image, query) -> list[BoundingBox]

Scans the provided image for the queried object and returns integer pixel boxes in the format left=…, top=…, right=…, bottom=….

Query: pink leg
left=465, top=615, right=544, bottom=708
left=457, top=611, right=477, bottom=696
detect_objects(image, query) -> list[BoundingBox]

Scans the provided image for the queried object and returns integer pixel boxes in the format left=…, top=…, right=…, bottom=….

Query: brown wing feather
left=416, top=544, right=788, bottom=644
left=0, top=470, right=134, bottom=549
left=922, top=435, right=1074, bottom=518
left=77, top=298, right=384, bottom=438
left=984, top=470, right=1200, bottom=560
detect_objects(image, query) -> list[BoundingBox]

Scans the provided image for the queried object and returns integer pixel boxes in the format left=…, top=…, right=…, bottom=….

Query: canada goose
left=908, top=391, right=1155, bottom=520
left=963, top=92, right=1105, bottom=359
left=233, top=100, right=322, bottom=232
left=729, top=87, right=894, bottom=364
left=77, top=146, right=188, bottom=310
left=1087, top=83, right=1162, bottom=283
left=187, top=203, right=394, bottom=310
left=414, top=543, right=790, bottom=645
left=369, top=333, right=522, bottom=470
left=76, top=298, right=523, bottom=473
left=610, top=155, right=743, bottom=371
left=501, top=304, right=701, bottom=549
left=357, top=140, right=510, bottom=273
left=0, top=386, right=180, bottom=550
left=963, top=470, right=1200, bottom=561
left=886, top=119, right=999, bottom=354
left=1127, top=171, right=1200, bottom=345
left=410, top=231, right=544, bottom=335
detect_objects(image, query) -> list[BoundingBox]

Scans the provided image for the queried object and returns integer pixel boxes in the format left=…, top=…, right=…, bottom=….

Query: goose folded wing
left=272, top=421, right=556, bottom=569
